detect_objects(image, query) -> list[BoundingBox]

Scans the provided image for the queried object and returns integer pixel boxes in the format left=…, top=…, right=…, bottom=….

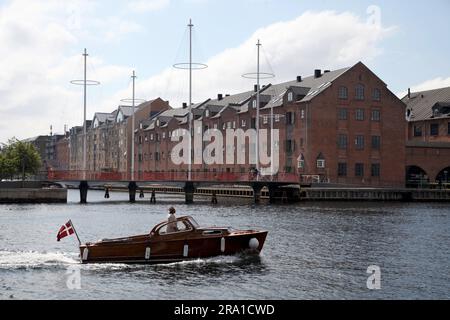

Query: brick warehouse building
left=134, top=62, right=407, bottom=187
left=404, top=86, right=450, bottom=185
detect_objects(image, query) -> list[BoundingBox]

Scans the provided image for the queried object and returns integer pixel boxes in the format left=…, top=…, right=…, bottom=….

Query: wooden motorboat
left=78, top=216, right=268, bottom=264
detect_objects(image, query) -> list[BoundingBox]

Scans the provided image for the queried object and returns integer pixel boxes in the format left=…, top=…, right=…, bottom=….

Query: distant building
left=403, top=87, right=450, bottom=185
left=68, top=98, right=171, bottom=178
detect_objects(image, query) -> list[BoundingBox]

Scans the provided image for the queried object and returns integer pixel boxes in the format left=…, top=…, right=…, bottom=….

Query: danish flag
left=57, top=220, right=75, bottom=242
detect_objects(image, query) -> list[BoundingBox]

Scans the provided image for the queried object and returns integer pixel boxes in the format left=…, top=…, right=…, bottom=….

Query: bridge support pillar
left=184, top=182, right=195, bottom=204
left=252, top=183, right=265, bottom=204
left=128, top=182, right=138, bottom=203
left=79, top=181, right=88, bottom=204
left=268, top=183, right=281, bottom=204
left=150, top=189, right=156, bottom=204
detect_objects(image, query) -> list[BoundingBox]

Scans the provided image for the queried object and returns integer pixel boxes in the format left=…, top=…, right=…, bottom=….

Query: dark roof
left=402, top=86, right=450, bottom=121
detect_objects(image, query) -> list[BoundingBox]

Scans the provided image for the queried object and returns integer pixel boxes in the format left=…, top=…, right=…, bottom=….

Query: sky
left=0, top=0, right=449, bottom=143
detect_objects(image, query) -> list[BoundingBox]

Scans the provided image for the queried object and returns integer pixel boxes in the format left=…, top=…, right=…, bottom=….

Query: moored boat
left=78, top=216, right=268, bottom=264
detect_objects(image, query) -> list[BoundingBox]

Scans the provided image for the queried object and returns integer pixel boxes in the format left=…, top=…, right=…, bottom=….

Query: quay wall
left=0, top=182, right=67, bottom=204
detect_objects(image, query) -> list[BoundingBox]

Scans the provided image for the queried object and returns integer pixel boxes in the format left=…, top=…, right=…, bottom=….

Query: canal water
left=0, top=189, right=449, bottom=300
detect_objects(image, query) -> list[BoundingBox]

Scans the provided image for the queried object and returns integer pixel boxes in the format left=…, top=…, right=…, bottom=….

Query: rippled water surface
left=1, top=189, right=449, bottom=299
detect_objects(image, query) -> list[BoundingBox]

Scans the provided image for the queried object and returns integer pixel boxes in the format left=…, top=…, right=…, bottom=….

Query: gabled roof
left=403, top=86, right=450, bottom=121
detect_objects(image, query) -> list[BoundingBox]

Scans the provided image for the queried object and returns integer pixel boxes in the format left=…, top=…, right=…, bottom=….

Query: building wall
left=133, top=65, right=406, bottom=187
left=408, top=118, right=450, bottom=143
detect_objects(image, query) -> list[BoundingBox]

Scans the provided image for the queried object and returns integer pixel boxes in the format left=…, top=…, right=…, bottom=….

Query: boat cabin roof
left=150, top=215, right=200, bottom=235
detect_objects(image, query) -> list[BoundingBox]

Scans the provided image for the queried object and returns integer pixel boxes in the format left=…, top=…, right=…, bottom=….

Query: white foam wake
left=0, top=250, right=79, bottom=270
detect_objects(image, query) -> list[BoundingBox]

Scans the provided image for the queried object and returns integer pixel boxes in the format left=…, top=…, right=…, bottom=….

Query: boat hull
left=79, top=231, right=267, bottom=264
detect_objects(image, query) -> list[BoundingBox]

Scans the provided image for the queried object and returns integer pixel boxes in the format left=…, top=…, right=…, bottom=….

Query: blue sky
left=0, top=0, right=449, bottom=142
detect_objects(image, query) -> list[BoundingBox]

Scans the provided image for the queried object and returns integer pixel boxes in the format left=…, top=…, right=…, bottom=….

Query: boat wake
left=0, top=250, right=79, bottom=270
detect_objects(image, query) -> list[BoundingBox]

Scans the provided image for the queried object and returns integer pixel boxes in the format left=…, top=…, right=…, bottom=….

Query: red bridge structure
left=47, top=169, right=303, bottom=204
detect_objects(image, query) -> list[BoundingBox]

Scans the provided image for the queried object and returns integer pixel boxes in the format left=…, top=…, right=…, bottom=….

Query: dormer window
left=116, top=111, right=124, bottom=123
left=156, top=120, right=160, bottom=127
left=316, top=153, right=325, bottom=168
left=93, top=118, right=99, bottom=129
left=298, top=154, right=305, bottom=169
left=205, top=109, right=210, bottom=117
left=287, top=92, right=294, bottom=102
left=252, top=100, right=256, bottom=109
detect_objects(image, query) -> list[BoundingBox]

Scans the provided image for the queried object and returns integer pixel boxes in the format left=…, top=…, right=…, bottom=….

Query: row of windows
left=338, top=108, right=381, bottom=121
left=338, top=163, right=380, bottom=177
left=338, top=85, right=381, bottom=102
left=414, top=122, right=450, bottom=137
left=338, top=135, right=381, bottom=150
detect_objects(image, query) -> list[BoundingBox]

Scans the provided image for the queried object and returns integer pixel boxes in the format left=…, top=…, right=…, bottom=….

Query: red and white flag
left=57, top=221, right=75, bottom=242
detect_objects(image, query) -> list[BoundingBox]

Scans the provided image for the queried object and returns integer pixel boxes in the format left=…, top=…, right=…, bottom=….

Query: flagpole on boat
left=70, top=220, right=82, bottom=245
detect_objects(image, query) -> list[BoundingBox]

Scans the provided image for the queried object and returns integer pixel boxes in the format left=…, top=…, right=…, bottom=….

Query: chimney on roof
left=314, top=69, right=322, bottom=78
left=408, top=88, right=411, bottom=98
left=225, top=94, right=230, bottom=97
left=254, top=84, right=258, bottom=92
left=324, top=70, right=330, bottom=73
left=297, top=76, right=302, bottom=82
left=182, top=102, right=187, bottom=109
left=218, top=94, right=223, bottom=101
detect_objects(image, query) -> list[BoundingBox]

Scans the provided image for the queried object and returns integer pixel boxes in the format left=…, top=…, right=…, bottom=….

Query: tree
left=0, top=138, right=42, bottom=181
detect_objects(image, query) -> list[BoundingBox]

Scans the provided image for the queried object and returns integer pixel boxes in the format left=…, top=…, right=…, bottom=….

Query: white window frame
left=288, top=92, right=294, bottom=102
left=317, top=159, right=325, bottom=169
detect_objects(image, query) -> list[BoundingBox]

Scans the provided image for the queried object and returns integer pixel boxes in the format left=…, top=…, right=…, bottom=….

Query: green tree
left=0, top=138, right=42, bottom=181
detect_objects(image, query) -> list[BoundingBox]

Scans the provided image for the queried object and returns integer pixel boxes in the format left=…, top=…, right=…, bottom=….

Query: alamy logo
left=366, top=265, right=381, bottom=290
left=170, top=120, right=280, bottom=175
left=66, top=265, right=81, bottom=290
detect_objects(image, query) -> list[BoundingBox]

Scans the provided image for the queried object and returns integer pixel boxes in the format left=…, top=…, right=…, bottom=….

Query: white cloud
left=397, top=77, right=450, bottom=98
left=125, top=10, right=394, bottom=109
left=128, top=0, right=170, bottom=12
left=0, top=0, right=132, bottom=142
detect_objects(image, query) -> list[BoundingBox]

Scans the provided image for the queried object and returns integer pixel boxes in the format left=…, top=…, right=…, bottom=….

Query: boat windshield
left=186, top=216, right=200, bottom=228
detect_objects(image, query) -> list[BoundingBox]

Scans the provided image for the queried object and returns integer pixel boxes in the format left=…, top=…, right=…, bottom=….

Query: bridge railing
left=46, top=170, right=302, bottom=184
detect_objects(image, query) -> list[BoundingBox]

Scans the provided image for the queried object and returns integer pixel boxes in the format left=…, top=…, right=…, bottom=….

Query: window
left=355, top=163, right=364, bottom=177
left=373, top=88, right=381, bottom=102
left=338, top=86, right=348, bottom=99
left=241, top=119, right=246, bottom=127
left=263, top=116, right=268, bottom=124
left=338, top=108, right=348, bottom=120
left=251, top=118, right=256, bottom=129
left=338, top=163, right=347, bottom=177
left=372, top=136, right=381, bottom=149
left=301, top=109, right=305, bottom=119
left=356, top=109, right=365, bottom=121
left=275, top=114, right=281, bottom=122
left=317, top=159, right=325, bottom=169
left=338, top=134, right=348, bottom=149
left=371, top=109, right=381, bottom=121
left=298, top=155, right=305, bottom=169
left=448, top=122, right=450, bottom=135
left=371, top=163, right=380, bottom=177
left=205, top=110, right=210, bottom=117
left=430, top=123, right=439, bottom=136
left=355, top=135, right=365, bottom=150
left=414, top=125, right=422, bottom=137
left=287, top=92, right=294, bottom=102
left=252, top=100, right=256, bottom=109
left=355, top=84, right=365, bottom=100
left=286, top=112, right=295, bottom=125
